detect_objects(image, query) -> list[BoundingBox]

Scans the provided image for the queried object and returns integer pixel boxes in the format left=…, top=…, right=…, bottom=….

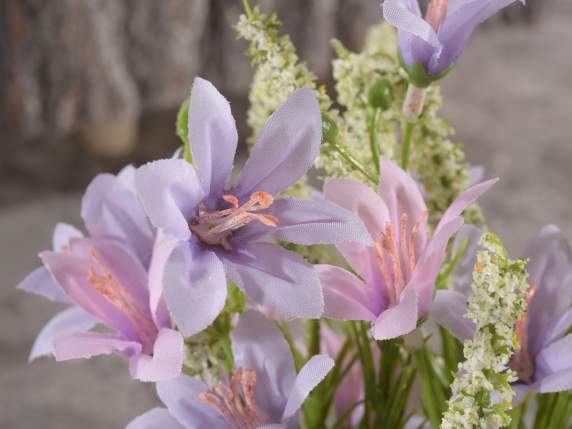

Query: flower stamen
left=426, top=0, right=448, bottom=32
left=509, top=282, right=537, bottom=384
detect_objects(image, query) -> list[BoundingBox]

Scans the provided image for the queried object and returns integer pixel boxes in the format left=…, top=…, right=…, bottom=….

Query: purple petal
left=430, top=290, right=474, bottom=341
left=162, top=243, right=227, bottom=337
left=234, top=197, right=373, bottom=247
left=135, top=159, right=205, bottom=241
left=129, top=328, right=184, bottom=382
left=434, top=0, right=522, bottom=74
left=535, top=335, right=572, bottom=393
left=53, top=331, right=142, bottom=361
left=231, top=310, right=296, bottom=423
left=126, top=408, right=185, bottom=429
left=282, top=354, right=334, bottom=422
left=372, top=286, right=418, bottom=341
left=219, top=242, right=323, bottom=319
left=524, top=225, right=572, bottom=356
left=317, top=264, right=377, bottom=321
left=537, top=369, right=572, bottom=394
left=82, top=173, right=154, bottom=267
left=235, top=89, right=321, bottom=197
left=379, top=159, right=429, bottom=248
left=52, top=222, right=84, bottom=252
left=30, top=306, right=97, bottom=361
left=544, top=309, right=572, bottom=348
left=17, top=266, right=70, bottom=304
left=188, top=78, right=238, bottom=197
left=157, top=376, right=226, bottom=429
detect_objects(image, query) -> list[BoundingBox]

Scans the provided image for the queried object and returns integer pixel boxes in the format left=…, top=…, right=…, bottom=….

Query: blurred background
left=1, top=0, right=571, bottom=428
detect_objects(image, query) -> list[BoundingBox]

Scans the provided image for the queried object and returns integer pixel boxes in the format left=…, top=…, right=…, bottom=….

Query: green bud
left=368, top=79, right=393, bottom=111
left=321, top=112, right=339, bottom=144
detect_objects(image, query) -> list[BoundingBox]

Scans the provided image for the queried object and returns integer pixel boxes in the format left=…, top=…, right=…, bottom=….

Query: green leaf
left=176, top=97, right=192, bottom=163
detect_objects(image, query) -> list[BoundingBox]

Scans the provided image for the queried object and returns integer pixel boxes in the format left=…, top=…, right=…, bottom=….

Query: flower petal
left=234, top=196, right=373, bottom=247
left=219, top=242, right=323, bottom=319
left=157, top=376, right=226, bottom=429
left=524, top=224, right=572, bottom=356
left=52, top=222, right=84, bottom=252
left=162, top=243, right=227, bottom=337
left=129, top=328, right=184, bottom=382
left=372, top=286, right=418, bottom=341
left=430, top=290, right=474, bottom=341
left=82, top=173, right=154, bottom=266
left=30, top=306, right=97, bottom=361
left=188, top=78, right=238, bottom=197
left=135, top=159, right=205, bottom=241
left=53, top=331, right=142, bottom=361
left=317, top=264, right=376, bottom=321
left=544, top=308, right=572, bottom=348
left=126, top=408, right=185, bottom=429
left=231, top=310, right=296, bottom=423
left=282, top=354, right=334, bottom=422
left=17, top=266, right=70, bottom=304
left=535, top=335, right=572, bottom=393
left=235, top=89, right=321, bottom=197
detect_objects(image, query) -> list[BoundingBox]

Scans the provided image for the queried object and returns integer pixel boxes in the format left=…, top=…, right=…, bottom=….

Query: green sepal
left=397, top=50, right=454, bottom=88
left=176, top=96, right=192, bottom=163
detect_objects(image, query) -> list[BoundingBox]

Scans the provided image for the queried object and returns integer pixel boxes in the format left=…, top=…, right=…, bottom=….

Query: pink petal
left=53, top=331, right=141, bottom=361
left=129, top=328, right=184, bottom=382
left=430, top=290, right=474, bottom=341
left=52, top=222, right=83, bottom=251
left=372, top=286, right=419, bottom=341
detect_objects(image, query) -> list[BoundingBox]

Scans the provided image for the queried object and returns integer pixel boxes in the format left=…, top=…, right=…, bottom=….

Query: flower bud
left=368, top=79, right=393, bottom=111
left=321, top=112, right=339, bottom=144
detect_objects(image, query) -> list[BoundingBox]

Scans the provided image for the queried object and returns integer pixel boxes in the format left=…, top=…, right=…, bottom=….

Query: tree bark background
left=0, top=0, right=536, bottom=206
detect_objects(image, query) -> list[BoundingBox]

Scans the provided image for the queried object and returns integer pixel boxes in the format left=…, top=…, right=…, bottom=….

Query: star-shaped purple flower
left=126, top=310, right=334, bottom=429
left=135, top=78, right=372, bottom=337
left=432, top=224, right=572, bottom=401
left=18, top=167, right=184, bottom=382
left=316, top=159, right=496, bottom=340
left=383, top=0, right=523, bottom=81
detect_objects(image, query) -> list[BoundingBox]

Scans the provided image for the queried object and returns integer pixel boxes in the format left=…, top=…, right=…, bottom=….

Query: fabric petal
left=234, top=197, right=373, bottom=247
left=231, top=310, right=296, bottom=423
left=129, top=328, right=184, bottom=382
left=82, top=173, right=154, bottom=267
left=372, top=286, right=418, bottom=341
left=135, top=159, right=205, bottom=241
left=537, top=369, right=572, bottom=394
left=282, top=354, right=334, bottom=422
left=524, top=224, right=572, bottom=356
left=126, top=408, right=185, bottom=429
left=157, top=376, right=226, bottom=429
left=544, top=308, right=572, bottom=348
left=235, top=89, right=321, bottom=197
left=53, top=331, right=142, bottom=361
left=52, top=222, right=84, bottom=252
left=535, top=335, right=572, bottom=382
left=30, top=306, right=98, bottom=361
left=317, top=265, right=376, bottom=321
left=17, top=266, right=70, bottom=304
left=162, top=243, right=227, bottom=337
left=219, top=242, right=324, bottom=319
left=430, top=290, right=474, bottom=341
left=188, top=77, right=238, bottom=197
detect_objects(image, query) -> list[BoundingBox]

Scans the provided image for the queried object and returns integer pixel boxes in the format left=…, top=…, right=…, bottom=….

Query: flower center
left=426, top=0, right=448, bottom=32
left=189, top=191, right=279, bottom=251
left=509, top=282, right=537, bottom=384
left=88, top=249, right=157, bottom=353
left=199, top=367, right=268, bottom=429
left=374, top=212, right=427, bottom=306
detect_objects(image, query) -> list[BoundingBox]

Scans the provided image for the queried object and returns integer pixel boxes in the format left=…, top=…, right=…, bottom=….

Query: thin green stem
left=368, top=108, right=381, bottom=176
left=308, top=319, right=321, bottom=358
left=242, top=0, right=254, bottom=18
left=401, top=120, right=416, bottom=171
left=328, top=140, right=378, bottom=185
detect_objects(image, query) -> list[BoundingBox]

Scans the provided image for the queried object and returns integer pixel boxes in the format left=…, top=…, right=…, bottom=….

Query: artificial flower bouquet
left=20, top=1, right=572, bottom=428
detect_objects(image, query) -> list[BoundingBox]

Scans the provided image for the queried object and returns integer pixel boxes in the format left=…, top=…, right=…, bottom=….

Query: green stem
left=328, top=140, right=377, bottom=185
left=401, top=120, right=416, bottom=171
left=368, top=108, right=381, bottom=176
left=308, top=319, right=321, bottom=357
left=242, top=0, right=254, bottom=18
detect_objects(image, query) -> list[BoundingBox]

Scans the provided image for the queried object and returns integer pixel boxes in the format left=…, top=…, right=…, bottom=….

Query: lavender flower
left=135, top=78, right=371, bottom=337
left=316, top=159, right=496, bottom=340
left=18, top=168, right=183, bottom=382
left=382, top=0, right=523, bottom=85
left=432, top=225, right=572, bottom=400
left=126, top=310, right=334, bottom=429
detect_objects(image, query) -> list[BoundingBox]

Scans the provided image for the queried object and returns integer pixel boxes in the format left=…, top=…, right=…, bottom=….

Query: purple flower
left=316, top=159, right=497, bottom=340
left=432, top=225, right=572, bottom=400
left=382, top=0, right=523, bottom=82
left=134, top=78, right=371, bottom=337
left=126, top=310, right=334, bottom=429
left=18, top=168, right=183, bottom=382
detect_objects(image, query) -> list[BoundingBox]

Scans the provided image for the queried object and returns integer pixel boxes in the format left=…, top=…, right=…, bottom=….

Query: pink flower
left=317, top=159, right=497, bottom=340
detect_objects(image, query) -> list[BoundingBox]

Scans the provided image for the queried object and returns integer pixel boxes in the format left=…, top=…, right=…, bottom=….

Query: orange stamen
left=426, top=0, right=448, bottom=32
